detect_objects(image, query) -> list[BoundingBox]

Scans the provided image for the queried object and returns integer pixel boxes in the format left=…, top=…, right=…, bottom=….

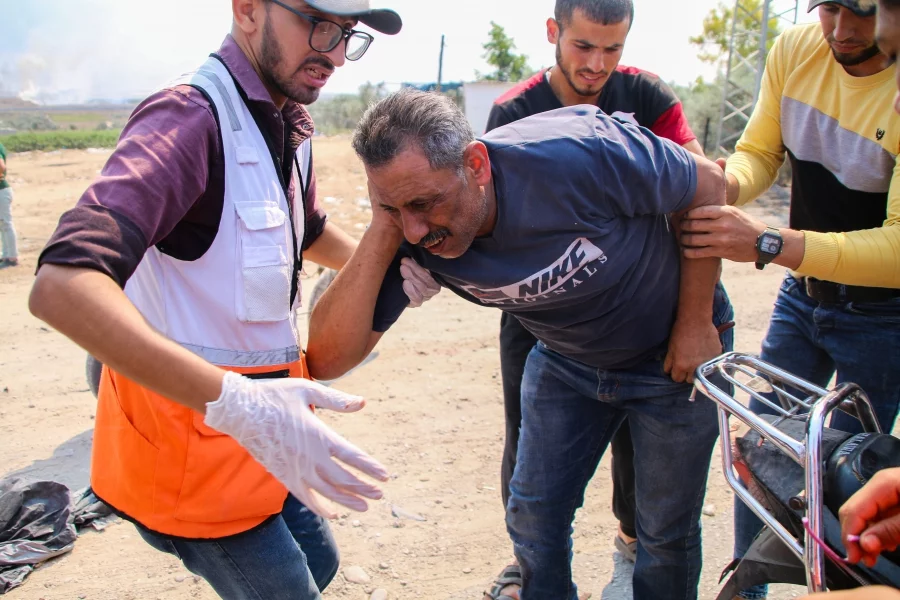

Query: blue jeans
left=735, top=273, right=900, bottom=599
left=507, top=286, right=734, bottom=600
left=137, top=495, right=339, bottom=599
left=0, top=187, right=17, bottom=260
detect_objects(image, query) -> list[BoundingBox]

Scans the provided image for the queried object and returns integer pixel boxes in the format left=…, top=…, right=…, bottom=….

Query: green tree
left=683, top=1, right=786, bottom=154
left=306, top=81, right=389, bottom=135
left=358, top=81, right=389, bottom=109
left=670, top=77, right=724, bottom=153
left=477, top=22, right=531, bottom=83
left=689, top=0, right=782, bottom=65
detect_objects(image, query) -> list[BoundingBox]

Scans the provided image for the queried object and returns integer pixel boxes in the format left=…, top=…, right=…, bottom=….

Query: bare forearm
left=676, top=254, right=719, bottom=322
left=665, top=206, right=725, bottom=382
left=304, top=221, right=358, bottom=271
left=306, top=223, right=402, bottom=379
left=29, top=265, right=223, bottom=411
left=675, top=155, right=725, bottom=320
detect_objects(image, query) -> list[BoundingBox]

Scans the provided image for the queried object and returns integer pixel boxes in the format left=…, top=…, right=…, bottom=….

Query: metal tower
left=715, top=0, right=800, bottom=156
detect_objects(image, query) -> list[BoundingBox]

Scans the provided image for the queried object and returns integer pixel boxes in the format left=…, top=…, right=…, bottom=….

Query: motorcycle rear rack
left=693, top=352, right=881, bottom=593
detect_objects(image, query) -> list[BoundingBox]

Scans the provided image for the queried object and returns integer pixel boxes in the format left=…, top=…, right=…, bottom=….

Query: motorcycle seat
left=824, top=431, right=900, bottom=567
left=824, top=432, right=900, bottom=516
left=737, top=415, right=900, bottom=580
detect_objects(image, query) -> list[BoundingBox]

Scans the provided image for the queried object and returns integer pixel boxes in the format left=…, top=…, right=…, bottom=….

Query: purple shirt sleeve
left=39, top=86, right=220, bottom=285
left=301, top=156, right=327, bottom=251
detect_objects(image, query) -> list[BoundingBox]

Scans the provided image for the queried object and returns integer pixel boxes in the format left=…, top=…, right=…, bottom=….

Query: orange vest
left=92, top=360, right=308, bottom=538
left=92, top=58, right=312, bottom=539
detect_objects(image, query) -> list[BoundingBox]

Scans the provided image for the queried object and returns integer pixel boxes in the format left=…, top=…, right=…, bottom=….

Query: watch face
left=760, top=236, right=781, bottom=254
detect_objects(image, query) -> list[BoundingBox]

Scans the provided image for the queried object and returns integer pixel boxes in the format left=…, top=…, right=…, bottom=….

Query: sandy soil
left=0, top=139, right=807, bottom=600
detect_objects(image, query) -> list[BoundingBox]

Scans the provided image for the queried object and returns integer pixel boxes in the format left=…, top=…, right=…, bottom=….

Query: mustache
left=827, top=35, right=866, bottom=47
left=418, top=228, right=451, bottom=248
left=577, top=68, right=609, bottom=78
left=299, top=56, right=335, bottom=75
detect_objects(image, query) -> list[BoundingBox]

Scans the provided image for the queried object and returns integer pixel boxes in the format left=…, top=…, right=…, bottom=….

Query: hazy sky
left=0, top=0, right=817, bottom=104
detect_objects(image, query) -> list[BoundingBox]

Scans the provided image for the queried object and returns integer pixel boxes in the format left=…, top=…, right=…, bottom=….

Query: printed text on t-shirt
left=460, top=238, right=607, bottom=305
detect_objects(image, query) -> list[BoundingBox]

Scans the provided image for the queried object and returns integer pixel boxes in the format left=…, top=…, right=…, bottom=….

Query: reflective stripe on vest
left=180, top=342, right=300, bottom=368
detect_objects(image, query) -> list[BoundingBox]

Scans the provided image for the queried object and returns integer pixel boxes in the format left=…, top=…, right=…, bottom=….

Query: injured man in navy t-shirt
left=371, top=105, right=696, bottom=369
left=306, top=90, right=734, bottom=600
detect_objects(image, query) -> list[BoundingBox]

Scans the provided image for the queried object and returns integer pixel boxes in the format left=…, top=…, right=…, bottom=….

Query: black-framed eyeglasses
left=270, top=0, right=374, bottom=61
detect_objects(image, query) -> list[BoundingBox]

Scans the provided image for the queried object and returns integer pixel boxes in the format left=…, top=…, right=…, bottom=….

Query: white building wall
left=463, top=81, right=517, bottom=135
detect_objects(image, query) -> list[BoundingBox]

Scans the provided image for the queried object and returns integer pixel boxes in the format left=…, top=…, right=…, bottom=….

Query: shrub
left=0, top=129, right=121, bottom=152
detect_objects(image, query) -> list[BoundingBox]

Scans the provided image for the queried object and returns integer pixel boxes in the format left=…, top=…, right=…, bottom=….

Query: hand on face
left=366, top=180, right=404, bottom=240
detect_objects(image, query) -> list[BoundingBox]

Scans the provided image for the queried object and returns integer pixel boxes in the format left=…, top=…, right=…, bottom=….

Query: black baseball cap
left=807, top=0, right=877, bottom=17
left=305, top=0, right=402, bottom=35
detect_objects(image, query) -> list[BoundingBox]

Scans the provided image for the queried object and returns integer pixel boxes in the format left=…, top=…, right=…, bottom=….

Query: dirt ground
left=0, top=139, right=808, bottom=600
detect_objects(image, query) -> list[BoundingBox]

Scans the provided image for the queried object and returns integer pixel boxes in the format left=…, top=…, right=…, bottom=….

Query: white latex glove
left=204, top=372, right=389, bottom=519
left=400, top=257, right=441, bottom=308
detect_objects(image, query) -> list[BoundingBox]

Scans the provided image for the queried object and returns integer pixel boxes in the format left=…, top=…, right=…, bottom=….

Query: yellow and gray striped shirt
left=727, top=22, right=900, bottom=287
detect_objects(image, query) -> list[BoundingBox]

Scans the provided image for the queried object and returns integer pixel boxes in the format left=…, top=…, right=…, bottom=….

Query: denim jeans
left=734, top=273, right=900, bottom=599
left=506, top=285, right=734, bottom=600
left=499, top=310, right=637, bottom=539
left=137, top=495, right=339, bottom=599
left=0, top=187, right=17, bottom=260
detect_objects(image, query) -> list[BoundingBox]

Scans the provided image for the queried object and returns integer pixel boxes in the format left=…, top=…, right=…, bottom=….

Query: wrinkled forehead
left=365, top=152, right=455, bottom=208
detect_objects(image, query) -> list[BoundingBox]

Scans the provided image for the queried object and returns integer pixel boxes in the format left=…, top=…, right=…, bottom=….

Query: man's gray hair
left=555, top=0, right=634, bottom=27
left=352, top=88, right=475, bottom=172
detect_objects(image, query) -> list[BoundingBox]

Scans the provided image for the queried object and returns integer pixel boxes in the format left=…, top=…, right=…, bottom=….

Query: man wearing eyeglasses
left=28, top=1, right=436, bottom=598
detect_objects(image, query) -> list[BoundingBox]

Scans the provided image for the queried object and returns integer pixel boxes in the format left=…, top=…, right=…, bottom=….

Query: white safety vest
left=125, top=56, right=310, bottom=368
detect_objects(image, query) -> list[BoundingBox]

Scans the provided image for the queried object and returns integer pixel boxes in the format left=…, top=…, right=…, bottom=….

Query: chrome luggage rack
left=692, top=352, right=881, bottom=593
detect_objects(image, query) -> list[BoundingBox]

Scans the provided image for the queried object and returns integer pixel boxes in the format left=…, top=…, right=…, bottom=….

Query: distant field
left=48, top=110, right=134, bottom=130
left=0, top=105, right=135, bottom=137
left=2, top=129, right=122, bottom=152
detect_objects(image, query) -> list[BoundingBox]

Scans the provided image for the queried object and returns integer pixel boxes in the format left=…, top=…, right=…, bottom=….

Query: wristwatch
left=755, top=227, right=783, bottom=270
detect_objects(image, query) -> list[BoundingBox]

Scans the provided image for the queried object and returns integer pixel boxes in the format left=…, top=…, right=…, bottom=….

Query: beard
left=555, top=43, right=607, bottom=98
left=449, top=187, right=492, bottom=258
left=260, top=17, right=331, bottom=105
left=829, top=39, right=882, bottom=67
left=430, top=183, right=492, bottom=259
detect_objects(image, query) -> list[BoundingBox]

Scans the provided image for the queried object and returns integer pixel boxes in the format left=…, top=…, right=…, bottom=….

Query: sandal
left=614, top=534, right=637, bottom=563
left=483, top=564, right=592, bottom=599
left=484, top=564, right=522, bottom=600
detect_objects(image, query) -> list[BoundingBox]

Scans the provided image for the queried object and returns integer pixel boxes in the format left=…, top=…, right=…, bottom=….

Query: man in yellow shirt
left=802, top=2, right=900, bottom=599
left=681, top=1, right=900, bottom=598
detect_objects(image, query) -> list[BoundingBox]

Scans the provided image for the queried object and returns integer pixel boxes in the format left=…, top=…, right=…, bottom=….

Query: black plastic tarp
left=0, top=478, right=114, bottom=594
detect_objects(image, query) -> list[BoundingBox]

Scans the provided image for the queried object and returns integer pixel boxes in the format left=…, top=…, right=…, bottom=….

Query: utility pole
left=714, top=0, right=799, bottom=157
left=437, top=34, right=445, bottom=92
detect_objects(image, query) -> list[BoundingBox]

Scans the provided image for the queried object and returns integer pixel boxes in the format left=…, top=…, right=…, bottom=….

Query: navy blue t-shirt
left=374, top=105, right=697, bottom=370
